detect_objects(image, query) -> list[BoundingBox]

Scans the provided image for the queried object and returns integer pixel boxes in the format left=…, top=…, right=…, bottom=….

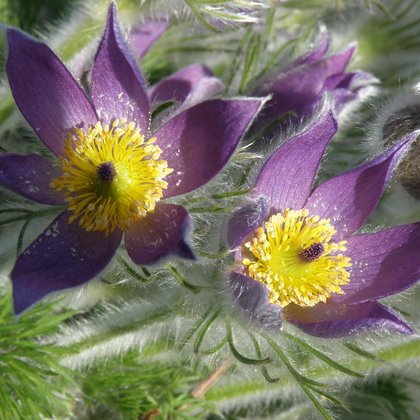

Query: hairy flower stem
left=205, top=338, right=420, bottom=403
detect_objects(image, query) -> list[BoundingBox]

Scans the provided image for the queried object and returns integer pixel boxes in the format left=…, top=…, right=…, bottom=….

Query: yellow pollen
left=242, top=209, right=352, bottom=308
left=51, top=119, right=173, bottom=235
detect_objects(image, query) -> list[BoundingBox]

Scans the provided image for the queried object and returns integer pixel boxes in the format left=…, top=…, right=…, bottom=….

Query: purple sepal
left=6, top=29, right=97, bottom=156
left=227, top=197, right=267, bottom=248
left=0, top=153, right=65, bottom=205
left=295, top=30, right=329, bottom=66
left=254, top=47, right=355, bottom=124
left=332, top=223, right=420, bottom=304
left=228, top=272, right=282, bottom=330
left=125, top=203, right=194, bottom=265
left=12, top=211, right=122, bottom=314
left=306, top=132, right=417, bottom=238
left=91, top=3, right=150, bottom=133
left=255, top=109, right=337, bottom=210
left=149, top=64, right=224, bottom=110
left=130, top=19, right=168, bottom=59
left=286, top=301, right=414, bottom=338
left=157, top=98, right=263, bottom=198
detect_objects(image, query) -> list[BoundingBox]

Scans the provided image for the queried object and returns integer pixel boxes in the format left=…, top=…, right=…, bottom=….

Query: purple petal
left=0, top=153, right=65, bottom=205
left=255, top=61, right=332, bottom=122
left=12, top=211, right=122, bottom=314
left=125, top=203, right=194, bottom=265
left=333, top=89, right=358, bottom=111
left=326, top=46, right=355, bottom=77
left=331, top=223, right=420, bottom=305
left=228, top=272, right=282, bottom=330
left=149, top=64, right=223, bottom=107
left=227, top=197, right=267, bottom=249
left=6, top=29, right=97, bottom=156
left=91, top=3, right=150, bottom=133
left=285, top=301, right=413, bottom=338
left=156, top=98, right=263, bottom=198
left=295, top=30, right=329, bottom=66
left=255, top=46, right=354, bottom=124
left=305, top=132, right=417, bottom=238
left=130, top=19, right=168, bottom=59
left=254, top=109, right=337, bottom=210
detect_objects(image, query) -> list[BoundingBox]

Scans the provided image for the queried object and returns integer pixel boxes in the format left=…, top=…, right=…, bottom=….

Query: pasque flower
left=130, top=20, right=224, bottom=114
left=0, top=4, right=262, bottom=314
left=254, top=32, right=375, bottom=128
left=227, top=108, right=420, bottom=337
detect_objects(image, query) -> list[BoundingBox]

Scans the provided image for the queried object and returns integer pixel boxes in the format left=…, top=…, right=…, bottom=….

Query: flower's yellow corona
left=242, top=209, right=352, bottom=307
left=51, top=119, right=172, bottom=234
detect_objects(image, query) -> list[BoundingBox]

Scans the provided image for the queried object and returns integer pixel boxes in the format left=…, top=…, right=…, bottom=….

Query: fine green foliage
left=0, top=288, right=77, bottom=420
left=79, top=352, right=213, bottom=419
left=334, top=373, right=418, bottom=419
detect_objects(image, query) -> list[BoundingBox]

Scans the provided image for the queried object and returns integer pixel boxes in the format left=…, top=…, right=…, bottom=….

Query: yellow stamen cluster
left=243, top=209, right=352, bottom=308
left=51, top=119, right=172, bottom=235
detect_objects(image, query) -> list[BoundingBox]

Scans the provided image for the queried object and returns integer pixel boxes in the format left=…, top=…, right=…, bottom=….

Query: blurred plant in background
left=0, top=1, right=419, bottom=419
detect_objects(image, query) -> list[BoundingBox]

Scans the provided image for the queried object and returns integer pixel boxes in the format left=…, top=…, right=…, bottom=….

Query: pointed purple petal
left=12, top=211, right=122, bottom=314
left=228, top=272, right=282, bottom=330
left=330, top=223, right=420, bottom=305
left=130, top=19, right=168, bottom=59
left=91, top=3, right=150, bottom=132
left=156, top=98, right=263, bottom=198
left=0, top=153, right=65, bottom=205
left=295, top=30, right=329, bottom=66
left=227, top=197, right=267, bottom=248
left=125, top=203, right=194, bottom=265
left=255, top=110, right=337, bottom=210
left=255, top=60, right=332, bottom=122
left=149, top=64, right=223, bottom=107
left=326, top=46, right=355, bottom=76
left=306, top=132, right=417, bottom=238
left=255, top=46, right=354, bottom=124
left=286, top=301, right=413, bottom=338
left=6, top=29, right=97, bottom=156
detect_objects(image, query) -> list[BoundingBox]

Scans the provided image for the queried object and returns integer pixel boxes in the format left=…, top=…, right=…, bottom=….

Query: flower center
left=242, top=209, right=352, bottom=308
left=51, top=119, right=173, bottom=235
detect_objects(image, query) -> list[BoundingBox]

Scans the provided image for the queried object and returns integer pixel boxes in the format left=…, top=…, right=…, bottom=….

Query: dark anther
left=299, top=243, right=324, bottom=262
left=97, top=162, right=117, bottom=183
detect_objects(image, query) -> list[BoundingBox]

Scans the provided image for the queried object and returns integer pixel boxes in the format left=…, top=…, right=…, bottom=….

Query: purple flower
left=1, top=4, right=263, bottom=314
left=227, top=108, right=419, bottom=338
left=129, top=19, right=169, bottom=59
left=254, top=32, right=375, bottom=129
left=129, top=20, right=224, bottom=114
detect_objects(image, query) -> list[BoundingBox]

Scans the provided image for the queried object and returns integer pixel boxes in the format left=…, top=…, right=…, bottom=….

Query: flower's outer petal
left=255, top=60, right=331, bottom=122
left=228, top=272, right=282, bottom=330
left=12, top=211, right=122, bottom=314
left=255, top=48, right=354, bottom=124
left=149, top=64, right=224, bottom=110
left=157, top=98, right=263, bottom=198
left=92, top=3, right=150, bottom=132
left=6, top=29, right=97, bottom=156
left=125, top=203, right=194, bottom=265
left=227, top=197, right=268, bottom=249
left=326, top=46, right=355, bottom=77
left=255, top=109, right=337, bottom=210
left=130, top=19, right=168, bottom=59
left=331, top=223, right=420, bottom=304
left=295, top=30, right=329, bottom=66
left=0, top=153, right=65, bottom=205
left=306, top=132, right=417, bottom=238
left=285, top=301, right=413, bottom=338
